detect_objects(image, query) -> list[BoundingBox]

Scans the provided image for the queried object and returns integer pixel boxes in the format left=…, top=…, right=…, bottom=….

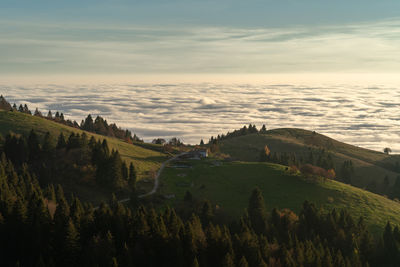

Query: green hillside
left=159, top=158, right=400, bottom=234
left=0, top=110, right=168, bottom=180
left=218, top=129, right=399, bottom=192
left=0, top=110, right=171, bottom=203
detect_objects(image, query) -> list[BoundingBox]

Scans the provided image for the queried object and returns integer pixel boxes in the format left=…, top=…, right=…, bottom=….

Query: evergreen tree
left=222, top=253, right=235, bottom=267
left=24, top=104, right=31, bottom=114
left=340, top=160, right=354, bottom=184
left=200, top=200, right=214, bottom=225
left=109, top=151, right=124, bottom=188
left=238, top=256, right=249, bottom=267
left=42, top=132, right=54, bottom=154
left=111, top=257, right=119, bottom=267
left=192, top=257, right=200, bottom=267
left=64, top=219, right=80, bottom=266
left=121, top=161, right=128, bottom=181
left=34, top=108, right=42, bottom=117
left=248, top=188, right=267, bottom=234
left=82, top=114, right=95, bottom=132
left=56, top=133, right=67, bottom=149
left=184, top=191, right=193, bottom=203
left=28, top=129, right=41, bottom=161
left=260, top=124, right=267, bottom=133
left=129, top=162, right=137, bottom=190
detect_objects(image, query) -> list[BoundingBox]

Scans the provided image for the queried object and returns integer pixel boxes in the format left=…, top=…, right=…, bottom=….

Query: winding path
left=117, top=152, right=187, bottom=203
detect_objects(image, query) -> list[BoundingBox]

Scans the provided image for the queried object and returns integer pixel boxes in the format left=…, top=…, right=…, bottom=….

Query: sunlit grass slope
left=218, top=129, right=398, bottom=189
left=160, top=159, right=400, bottom=234
left=0, top=110, right=168, bottom=180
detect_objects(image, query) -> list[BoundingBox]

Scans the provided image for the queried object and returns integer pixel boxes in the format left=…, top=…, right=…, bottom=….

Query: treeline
left=2, top=130, right=136, bottom=191
left=152, top=137, right=184, bottom=146
left=0, top=96, right=142, bottom=144
left=80, top=114, right=141, bottom=143
left=208, top=124, right=266, bottom=144
left=259, top=146, right=357, bottom=184
left=1, top=154, right=400, bottom=266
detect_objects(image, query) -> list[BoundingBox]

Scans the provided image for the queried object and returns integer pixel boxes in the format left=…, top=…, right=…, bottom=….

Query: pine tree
left=28, top=129, right=41, bottom=161
left=34, top=108, right=42, bottom=117
left=42, top=132, right=54, bottom=154
left=111, top=257, right=119, bottom=267
left=192, top=257, right=200, bottom=267
left=121, top=161, right=128, bottom=181
left=129, top=162, right=137, bottom=190
left=222, top=253, right=235, bottom=267
left=83, top=114, right=95, bottom=132
left=184, top=191, right=193, bottom=203
left=340, top=160, right=354, bottom=184
left=109, top=151, right=124, bottom=188
left=56, top=133, right=67, bottom=149
left=64, top=219, right=80, bottom=266
left=260, top=124, right=267, bottom=133
left=200, top=200, right=213, bottom=225
left=238, top=256, right=249, bottom=267
left=248, top=188, right=267, bottom=234
left=24, top=104, right=31, bottom=114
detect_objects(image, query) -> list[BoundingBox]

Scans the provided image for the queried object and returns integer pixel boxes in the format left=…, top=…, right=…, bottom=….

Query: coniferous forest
left=0, top=130, right=400, bottom=266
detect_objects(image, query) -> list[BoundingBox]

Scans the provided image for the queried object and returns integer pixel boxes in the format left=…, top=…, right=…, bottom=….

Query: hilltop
left=216, top=128, right=400, bottom=196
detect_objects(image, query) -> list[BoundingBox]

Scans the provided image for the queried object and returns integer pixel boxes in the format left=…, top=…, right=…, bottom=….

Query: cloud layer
left=3, top=82, right=400, bottom=153
left=1, top=18, right=400, bottom=74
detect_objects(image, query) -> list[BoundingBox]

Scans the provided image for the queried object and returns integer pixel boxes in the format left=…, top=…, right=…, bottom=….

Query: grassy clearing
left=159, top=158, right=400, bottom=234
left=0, top=110, right=168, bottom=180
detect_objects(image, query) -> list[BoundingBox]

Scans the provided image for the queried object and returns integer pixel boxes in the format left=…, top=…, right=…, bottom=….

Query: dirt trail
left=117, top=152, right=187, bottom=203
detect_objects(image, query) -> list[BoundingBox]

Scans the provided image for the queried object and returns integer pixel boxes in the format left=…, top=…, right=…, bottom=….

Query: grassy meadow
left=159, top=158, right=400, bottom=234
left=218, top=129, right=399, bottom=189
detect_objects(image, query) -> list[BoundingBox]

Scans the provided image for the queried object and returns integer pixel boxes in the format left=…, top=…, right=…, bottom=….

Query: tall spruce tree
left=238, top=256, right=249, bottom=267
left=56, top=133, right=67, bottom=149
left=248, top=188, right=267, bottom=234
left=129, top=162, right=137, bottom=190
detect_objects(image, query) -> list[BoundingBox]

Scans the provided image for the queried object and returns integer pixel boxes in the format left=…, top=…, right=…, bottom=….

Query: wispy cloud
left=1, top=18, right=400, bottom=74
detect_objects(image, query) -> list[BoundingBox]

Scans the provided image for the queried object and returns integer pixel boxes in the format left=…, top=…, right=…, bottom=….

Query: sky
left=1, top=0, right=400, bottom=76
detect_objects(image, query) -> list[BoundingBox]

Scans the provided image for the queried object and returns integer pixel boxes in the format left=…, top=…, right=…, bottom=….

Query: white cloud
left=2, top=82, right=400, bottom=152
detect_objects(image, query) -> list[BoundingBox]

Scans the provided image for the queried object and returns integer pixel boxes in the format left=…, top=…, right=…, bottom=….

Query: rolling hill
left=159, top=158, right=400, bottom=234
left=0, top=109, right=169, bottom=202
left=217, top=129, right=400, bottom=194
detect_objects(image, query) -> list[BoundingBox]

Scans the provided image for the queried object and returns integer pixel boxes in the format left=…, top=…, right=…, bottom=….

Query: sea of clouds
left=2, top=83, right=400, bottom=153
